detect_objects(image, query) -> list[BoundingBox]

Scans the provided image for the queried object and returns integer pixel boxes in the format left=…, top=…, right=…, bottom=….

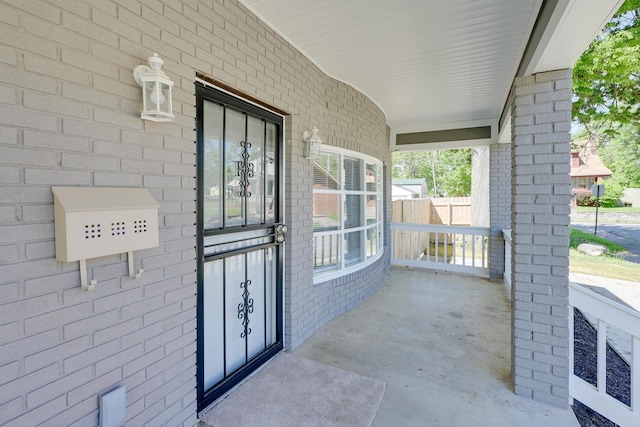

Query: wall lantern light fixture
left=302, top=126, right=322, bottom=160
left=132, top=53, right=175, bottom=122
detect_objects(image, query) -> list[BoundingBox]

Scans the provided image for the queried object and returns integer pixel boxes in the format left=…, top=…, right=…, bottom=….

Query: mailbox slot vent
left=111, top=222, right=126, bottom=236
left=85, top=224, right=102, bottom=239
left=134, top=220, right=147, bottom=233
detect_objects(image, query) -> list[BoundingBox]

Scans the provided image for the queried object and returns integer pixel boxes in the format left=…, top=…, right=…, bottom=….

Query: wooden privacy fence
left=392, top=197, right=471, bottom=226
left=622, top=188, right=640, bottom=207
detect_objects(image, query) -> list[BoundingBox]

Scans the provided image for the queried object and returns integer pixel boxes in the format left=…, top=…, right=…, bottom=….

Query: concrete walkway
left=571, top=273, right=640, bottom=312
left=294, top=268, right=579, bottom=427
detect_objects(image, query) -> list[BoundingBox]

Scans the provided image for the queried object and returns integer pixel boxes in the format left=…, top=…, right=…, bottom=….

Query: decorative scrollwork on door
left=235, top=141, right=254, bottom=198
left=237, top=280, right=254, bottom=338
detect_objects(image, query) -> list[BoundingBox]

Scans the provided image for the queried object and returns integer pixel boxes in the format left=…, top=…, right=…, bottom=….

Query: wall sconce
left=132, top=53, right=174, bottom=122
left=302, top=127, right=322, bottom=160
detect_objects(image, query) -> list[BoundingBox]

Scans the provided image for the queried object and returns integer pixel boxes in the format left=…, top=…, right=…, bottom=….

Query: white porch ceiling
left=239, top=0, right=623, bottom=145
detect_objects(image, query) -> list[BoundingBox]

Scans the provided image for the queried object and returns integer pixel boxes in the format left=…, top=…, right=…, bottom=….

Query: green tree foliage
left=572, top=0, right=640, bottom=203
left=392, top=149, right=471, bottom=197
left=596, top=124, right=640, bottom=206
left=599, top=125, right=640, bottom=188
left=572, top=0, right=640, bottom=135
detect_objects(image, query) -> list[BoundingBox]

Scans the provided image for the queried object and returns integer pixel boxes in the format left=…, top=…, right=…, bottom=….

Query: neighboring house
left=0, top=1, right=624, bottom=426
left=392, top=178, right=428, bottom=200
left=570, top=139, right=613, bottom=191
left=312, top=159, right=340, bottom=222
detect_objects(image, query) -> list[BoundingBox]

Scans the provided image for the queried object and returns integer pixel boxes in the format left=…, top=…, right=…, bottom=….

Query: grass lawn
left=569, top=228, right=640, bottom=281
left=569, top=228, right=626, bottom=252
left=575, top=206, right=640, bottom=213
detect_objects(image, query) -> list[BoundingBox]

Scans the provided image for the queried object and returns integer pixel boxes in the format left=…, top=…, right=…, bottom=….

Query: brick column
left=510, top=69, right=572, bottom=408
left=489, top=143, right=511, bottom=281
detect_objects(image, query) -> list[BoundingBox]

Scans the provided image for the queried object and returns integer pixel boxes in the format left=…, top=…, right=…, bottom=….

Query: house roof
left=570, top=139, right=613, bottom=178
left=393, top=178, right=426, bottom=186
left=239, top=0, right=623, bottom=150
left=392, top=186, right=420, bottom=196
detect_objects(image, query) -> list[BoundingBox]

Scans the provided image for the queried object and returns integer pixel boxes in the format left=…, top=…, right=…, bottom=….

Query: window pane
left=225, top=253, right=247, bottom=374
left=313, top=194, right=341, bottom=231
left=246, top=249, right=266, bottom=360
left=314, top=153, right=340, bottom=189
left=266, top=123, right=277, bottom=222
left=366, top=194, right=377, bottom=226
left=265, top=247, right=277, bottom=345
left=345, top=230, right=363, bottom=266
left=203, top=259, right=224, bottom=388
left=225, top=108, right=246, bottom=227
left=313, top=233, right=340, bottom=271
left=366, top=227, right=378, bottom=258
left=345, top=194, right=363, bottom=229
left=365, top=162, right=377, bottom=193
left=247, top=116, right=264, bottom=225
left=203, top=101, right=223, bottom=230
left=344, top=157, right=362, bottom=191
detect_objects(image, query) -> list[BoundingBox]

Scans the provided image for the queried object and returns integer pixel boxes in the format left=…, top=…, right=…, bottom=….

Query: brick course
left=0, top=0, right=390, bottom=425
left=489, top=143, right=511, bottom=281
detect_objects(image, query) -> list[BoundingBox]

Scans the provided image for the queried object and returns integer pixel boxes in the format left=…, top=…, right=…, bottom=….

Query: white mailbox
left=52, top=187, right=160, bottom=291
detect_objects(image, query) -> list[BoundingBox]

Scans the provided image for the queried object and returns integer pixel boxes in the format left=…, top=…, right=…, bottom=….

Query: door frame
left=195, top=82, right=285, bottom=413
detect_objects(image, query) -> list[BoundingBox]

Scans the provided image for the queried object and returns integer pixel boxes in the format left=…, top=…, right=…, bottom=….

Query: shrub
left=573, top=188, right=596, bottom=207
left=598, top=181, right=624, bottom=208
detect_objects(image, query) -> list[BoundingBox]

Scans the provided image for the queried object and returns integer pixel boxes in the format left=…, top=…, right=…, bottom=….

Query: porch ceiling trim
left=391, top=118, right=497, bottom=152
left=239, top=0, right=624, bottom=149
left=498, top=0, right=624, bottom=143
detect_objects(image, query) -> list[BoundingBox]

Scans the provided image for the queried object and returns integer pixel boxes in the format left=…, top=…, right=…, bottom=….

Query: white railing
left=390, top=223, right=489, bottom=277
left=502, top=229, right=511, bottom=289
left=569, top=282, right=640, bottom=426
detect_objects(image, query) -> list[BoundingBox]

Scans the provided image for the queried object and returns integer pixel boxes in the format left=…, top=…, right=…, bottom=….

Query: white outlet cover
left=99, top=386, right=126, bottom=427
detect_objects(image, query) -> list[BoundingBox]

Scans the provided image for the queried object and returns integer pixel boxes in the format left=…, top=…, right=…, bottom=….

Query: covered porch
left=1, top=1, right=634, bottom=425
left=201, top=267, right=580, bottom=426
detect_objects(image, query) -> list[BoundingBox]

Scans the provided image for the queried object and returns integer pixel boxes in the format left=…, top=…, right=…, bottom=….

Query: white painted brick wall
left=284, top=79, right=391, bottom=349
left=510, top=69, right=572, bottom=409
left=0, top=0, right=390, bottom=425
left=489, top=143, right=511, bottom=281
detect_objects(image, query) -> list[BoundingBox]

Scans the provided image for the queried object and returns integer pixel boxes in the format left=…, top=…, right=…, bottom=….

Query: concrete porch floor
left=293, top=267, right=580, bottom=427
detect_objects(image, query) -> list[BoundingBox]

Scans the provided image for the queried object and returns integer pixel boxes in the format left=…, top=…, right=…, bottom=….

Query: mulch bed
left=571, top=309, right=631, bottom=427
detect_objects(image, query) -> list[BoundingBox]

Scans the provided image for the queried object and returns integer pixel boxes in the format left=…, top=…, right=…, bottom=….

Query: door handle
left=275, top=224, right=288, bottom=243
